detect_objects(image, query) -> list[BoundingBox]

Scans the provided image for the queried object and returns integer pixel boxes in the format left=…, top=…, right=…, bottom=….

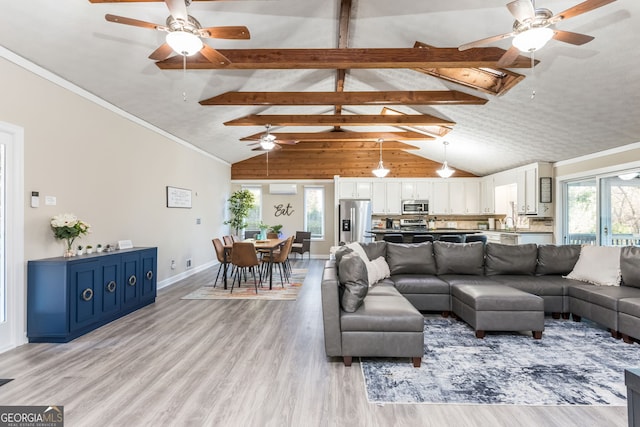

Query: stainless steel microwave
left=402, top=200, right=429, bottom=215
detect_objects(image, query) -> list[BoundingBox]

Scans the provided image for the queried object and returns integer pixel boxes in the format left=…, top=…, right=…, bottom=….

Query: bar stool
left=412, top=234, right=434, bottom=243
left=438, top=235, right=464, bottom=243
left=383, top=234, right=404, bottom=243
left=464, top=234, right=488, bottom=245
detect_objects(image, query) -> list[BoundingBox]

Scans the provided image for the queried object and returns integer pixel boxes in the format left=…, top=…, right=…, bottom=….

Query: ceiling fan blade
left=550, top=0, right=616, bottom=23
left=149, top=43, right=174, bottom=60
left=496, top=45, right=521, bottom=67
left=275, top=140, right=298, bottom=145
left=164, top=0, right=189, bottom=22
left=507, top=0, right=536, bottom=24
left=552, top=30, right=595, bottom=45
left=200, top=45, right=231, bottom=65
left=458, top=32, right=514, bottom=51
left=198, top=26, right=251, bottom=40
left=105, top=14, right=166, bottom=31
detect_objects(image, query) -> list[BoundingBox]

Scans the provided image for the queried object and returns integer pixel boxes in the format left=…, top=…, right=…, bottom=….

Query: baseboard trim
left=158, top=260, right=216, bottom=290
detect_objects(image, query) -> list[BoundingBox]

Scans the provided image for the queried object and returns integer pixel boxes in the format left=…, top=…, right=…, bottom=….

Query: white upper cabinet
left=400, top=181, right=431, bottom=201
left=481, top=176, right=495, bottom=214
left=372, top=181, right=402, bottom=215
left=515, top=162, right=553, bottom=216
left=338, top=180, right=372, bottom=199
left=431, top=180, right=480, bottom=215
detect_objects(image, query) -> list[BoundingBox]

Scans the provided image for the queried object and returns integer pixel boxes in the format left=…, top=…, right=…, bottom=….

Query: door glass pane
left=600, top=174, right=640, bottom=246
left=0, top=144, right=5, bottom=323
left=565, top=179, right=597, bottom=245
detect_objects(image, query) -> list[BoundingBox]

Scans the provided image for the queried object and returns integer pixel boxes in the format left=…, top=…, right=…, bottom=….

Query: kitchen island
left=368, top=229, right=481, bottom=243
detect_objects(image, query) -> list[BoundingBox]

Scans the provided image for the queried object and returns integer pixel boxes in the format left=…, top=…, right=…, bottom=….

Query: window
left=242, top=185, right=262, bottom=229
left=304, top=186, right=324, bottom=239
left=564, top=179, right=597, bottom=245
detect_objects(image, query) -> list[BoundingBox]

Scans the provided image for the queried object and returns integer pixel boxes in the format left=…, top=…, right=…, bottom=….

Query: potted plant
left=77, top=245, right=84, bottom=255
left=224, top=189, right=256, bottom=236
left=50, top=213, right=91, bottom=257
left=258, top=221, right=270, bottom=240
left=96, top=244, right=103, bottom=253
left=270, top=224, right=283, bottom=237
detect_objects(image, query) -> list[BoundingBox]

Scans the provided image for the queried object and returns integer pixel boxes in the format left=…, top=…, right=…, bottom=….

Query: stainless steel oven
left=402, top=200, right=429, bottom=215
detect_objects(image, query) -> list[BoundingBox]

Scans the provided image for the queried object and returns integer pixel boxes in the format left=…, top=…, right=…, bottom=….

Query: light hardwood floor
left=0, top=259, right=628, bottom=426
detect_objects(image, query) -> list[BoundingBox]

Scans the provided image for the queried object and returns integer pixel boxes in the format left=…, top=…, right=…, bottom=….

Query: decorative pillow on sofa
left=343, top=242, right=389, bottom=286
left=565, top=245, right=621, bottom=286
left=535, top=244, right=581, bottom=276
left=433, top=241, right=484, bottom=275
left=386, top=242, right=436, bottom=275
left=337, top=252, right=369, bottom=312
left=369, top=256, right=391, bottom=283
left=485, top=243, right=537, bottom=276
left=621, top=246, right=640, bottom=288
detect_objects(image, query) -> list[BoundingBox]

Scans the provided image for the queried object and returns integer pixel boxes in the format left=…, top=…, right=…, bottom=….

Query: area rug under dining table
left=181, top=268, right=306, bottom=301
left=361, top=317, right=640, bottom=406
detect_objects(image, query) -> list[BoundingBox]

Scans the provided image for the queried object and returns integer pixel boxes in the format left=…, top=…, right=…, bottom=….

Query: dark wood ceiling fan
left=458, top=0, right=616, bottom=67
left=96, top=0, right=250, bottom=65
left=248, top=125, right=298, bottom=152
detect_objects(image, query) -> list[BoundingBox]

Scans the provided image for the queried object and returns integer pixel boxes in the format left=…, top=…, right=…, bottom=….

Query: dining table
left=222, top=238, right=287, bottom=290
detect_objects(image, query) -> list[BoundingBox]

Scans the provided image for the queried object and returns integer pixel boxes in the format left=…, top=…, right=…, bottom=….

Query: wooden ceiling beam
left=240, top=130, right=434, bottom=142
left=269, top=141, right=419, bottom=151
left=335, top=0, right=352, bottom=116
left=155, top=47, right=534, bottom=70
left=200, top=90, right=486, bottom=106
left=225, top=114, right=456, bottom=127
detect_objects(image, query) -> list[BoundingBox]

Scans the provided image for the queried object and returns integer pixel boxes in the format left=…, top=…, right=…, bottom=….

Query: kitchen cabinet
left=487, top=232, right=554, bottom=245
left=516, top=163, right=553, bottom=216
left=27, top=247, right=157, bottom=343
left=372, top=181, right=402, bottom=214
left=401, top=181, right=431, bottom=201
left=338, top=180, right=372, bottom=199
left=432, top=180, right=480, bottom=215
left=481, top=176, right=495, bottom=214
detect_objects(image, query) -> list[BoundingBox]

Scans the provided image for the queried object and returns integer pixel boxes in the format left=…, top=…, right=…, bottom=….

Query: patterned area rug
left=361, top=317, right=639, bottom=405
left=181, top=269, right=306, bottom=301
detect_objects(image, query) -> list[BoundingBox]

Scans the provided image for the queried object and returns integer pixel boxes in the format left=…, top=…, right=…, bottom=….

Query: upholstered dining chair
left=223, top=235, right=233, bottom=246
left=231, top=234, right=241, bottom=243
left=230, top=242, right=261, bottom=294
left=261, top=236, right=294, bottom=287
left=291, top=231, right=311, bottom=259
left=211, top=238, right=230, bottom=287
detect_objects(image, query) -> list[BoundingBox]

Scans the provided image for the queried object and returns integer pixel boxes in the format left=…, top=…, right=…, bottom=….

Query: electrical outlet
left=171, top=260, right=176, bottom=270
left=186, top=258, right=192, bottom=269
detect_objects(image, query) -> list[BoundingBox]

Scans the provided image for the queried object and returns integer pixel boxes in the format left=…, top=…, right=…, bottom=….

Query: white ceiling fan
left=458, top=0, right=617, bottom=67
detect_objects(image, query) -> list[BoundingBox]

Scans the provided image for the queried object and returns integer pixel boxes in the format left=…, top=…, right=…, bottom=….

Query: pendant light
left=372, top=138, right=390, bottom=178
left=436, top=141, right=455, bottom=178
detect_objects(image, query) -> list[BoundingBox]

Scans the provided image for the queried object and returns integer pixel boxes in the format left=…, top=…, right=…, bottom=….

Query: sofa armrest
left=321, top=260, right=343, bottom=357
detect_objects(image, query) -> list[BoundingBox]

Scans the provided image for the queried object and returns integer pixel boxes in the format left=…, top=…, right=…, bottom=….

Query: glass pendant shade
left=436, top=141, right=455, bottom=178
left=512, top=27, right=554, bottom=52
left=372, top=139, right=390, bottom=177
left=166, top=31, right=203, bottom=56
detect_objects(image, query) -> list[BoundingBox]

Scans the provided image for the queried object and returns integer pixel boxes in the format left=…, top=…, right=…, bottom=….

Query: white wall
left=0, top=55, right=231, bottom=286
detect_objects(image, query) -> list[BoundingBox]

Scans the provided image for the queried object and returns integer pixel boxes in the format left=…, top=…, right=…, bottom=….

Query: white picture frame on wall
left=166, top=186, right=192, bottom=208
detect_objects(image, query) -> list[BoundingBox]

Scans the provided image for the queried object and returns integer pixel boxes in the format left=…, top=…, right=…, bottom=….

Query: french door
left=563, top=179, right=597, bottom=245
left=0, top=122, right=25, bottom=353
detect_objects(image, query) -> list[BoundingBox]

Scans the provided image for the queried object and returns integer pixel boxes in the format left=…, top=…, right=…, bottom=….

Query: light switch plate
left=45, top=196, right=56, bottom=206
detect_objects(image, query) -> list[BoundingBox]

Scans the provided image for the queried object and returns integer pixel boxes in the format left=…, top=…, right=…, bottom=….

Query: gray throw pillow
left=433, top=241, right=484, bottom=275
left=485, top=243, right=537, bottom=276
left=621, top=246, right=640, bottom=288
left=386, top=242, right=436, bottom=275
left=536, top=244, right=581, bottom=276
left=338, top=252, right=369, bottom=312
left=360, top=241, right=387, bottom=261
left=334, top=246, right=354, bottom=266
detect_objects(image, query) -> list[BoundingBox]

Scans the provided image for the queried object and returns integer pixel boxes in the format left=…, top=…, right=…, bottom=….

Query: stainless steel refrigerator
left=339, top=199, right=372, bottom=244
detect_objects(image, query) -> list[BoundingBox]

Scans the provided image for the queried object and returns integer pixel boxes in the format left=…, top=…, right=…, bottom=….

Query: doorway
left=0, top=122, right=25, bottom=353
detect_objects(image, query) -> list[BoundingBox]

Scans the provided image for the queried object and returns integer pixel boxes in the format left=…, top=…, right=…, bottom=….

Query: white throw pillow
left=369, top=256, right=391, bottom=285
left=565, top=245, right=621, bottom=286
left=345, top=242, right=389, bottom=286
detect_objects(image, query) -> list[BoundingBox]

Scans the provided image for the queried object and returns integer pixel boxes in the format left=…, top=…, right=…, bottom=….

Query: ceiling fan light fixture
left=436, top=141, right=455, bottom=178
left=260, top=139, right=276, bottom=150
left=512, top=27, right=554, bottom=52
left=372, top=138, right=390, bottom=178
left=166, top=31, right=203, bottom=56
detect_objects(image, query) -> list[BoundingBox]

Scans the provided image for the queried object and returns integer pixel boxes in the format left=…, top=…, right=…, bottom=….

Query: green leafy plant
left=224, top=189, right=256, bottom=235
left=258, top=221, right=270, bottom=230
left=51, top=213, right=91, bottom=252
left=269, top=224, right=283, bottom=234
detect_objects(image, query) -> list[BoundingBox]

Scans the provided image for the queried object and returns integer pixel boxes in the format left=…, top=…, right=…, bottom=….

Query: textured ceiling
left=1, top=0, right=638, bottom=176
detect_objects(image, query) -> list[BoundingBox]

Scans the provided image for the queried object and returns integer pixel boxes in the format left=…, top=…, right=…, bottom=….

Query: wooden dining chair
left=230, top=242, right=261, bottom=294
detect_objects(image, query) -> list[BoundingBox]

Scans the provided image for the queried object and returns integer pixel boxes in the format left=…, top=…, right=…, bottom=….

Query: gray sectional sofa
left=321, top=241, right=640, bottom=366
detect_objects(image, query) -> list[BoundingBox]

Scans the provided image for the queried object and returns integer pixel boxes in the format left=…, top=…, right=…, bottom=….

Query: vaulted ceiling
left=1, top=0, right=638, bottom=177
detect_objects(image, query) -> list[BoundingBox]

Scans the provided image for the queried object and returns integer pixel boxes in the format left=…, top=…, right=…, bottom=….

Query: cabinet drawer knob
left=128, top=275, right=137, bottom=286
left=81, top=288, right=94, bottom=301
left=146, top=271, right=153, bottom=280
left=106, top=281, right=117, bottom=293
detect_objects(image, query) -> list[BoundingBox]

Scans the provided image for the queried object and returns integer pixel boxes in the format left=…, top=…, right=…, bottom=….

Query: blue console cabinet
left=27, top=247, right=157, bottom=343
